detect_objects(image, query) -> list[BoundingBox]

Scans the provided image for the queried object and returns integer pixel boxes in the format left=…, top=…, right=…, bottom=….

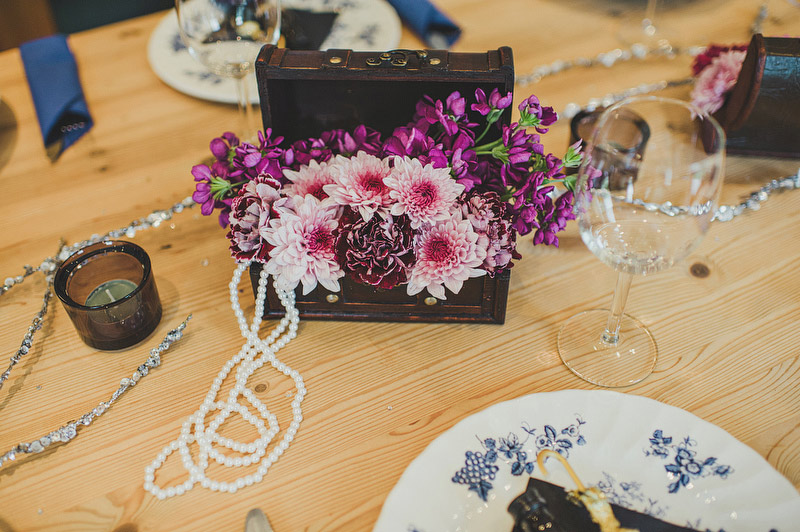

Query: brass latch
left=366, top=49, right=435, bottom=67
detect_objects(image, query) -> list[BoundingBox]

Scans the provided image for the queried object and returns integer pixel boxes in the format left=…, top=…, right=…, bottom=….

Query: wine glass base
left=557, top=309, right=657, bottom=388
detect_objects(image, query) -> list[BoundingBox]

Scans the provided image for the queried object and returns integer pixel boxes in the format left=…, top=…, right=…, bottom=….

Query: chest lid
left=255, top=45, right=514, bottom=142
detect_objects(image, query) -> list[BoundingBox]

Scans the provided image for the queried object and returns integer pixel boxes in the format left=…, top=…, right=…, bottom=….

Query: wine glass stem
left=643, top=0, right=657, bottom=35
left=235, top=75, right=257, bottom=141
left=602, top=272, right=633, bottom=345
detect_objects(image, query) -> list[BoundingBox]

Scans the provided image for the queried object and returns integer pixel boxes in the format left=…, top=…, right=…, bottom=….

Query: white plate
left=147, top=0, right=401, bottom=104
left=374, top=390, right=799, bottom=532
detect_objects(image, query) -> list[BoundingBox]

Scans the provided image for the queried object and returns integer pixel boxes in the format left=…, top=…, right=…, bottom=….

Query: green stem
left=472, top=137, right=503, bottom=153
left=473, top=122, right=494, bottom=145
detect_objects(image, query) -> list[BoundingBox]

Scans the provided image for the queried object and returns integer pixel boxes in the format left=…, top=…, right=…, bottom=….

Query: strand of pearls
left=144, top=261, right=304, bottom=499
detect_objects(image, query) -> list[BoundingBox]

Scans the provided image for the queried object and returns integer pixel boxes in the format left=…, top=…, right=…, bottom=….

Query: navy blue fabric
left=387, top=0, right=461, bottom=47
left=19, top=34, right=93, bottom=157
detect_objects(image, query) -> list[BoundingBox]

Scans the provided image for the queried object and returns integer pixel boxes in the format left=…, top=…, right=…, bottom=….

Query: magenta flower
left=283, top=159, right=335, bottom=200
left=323, top=152, right=394, bottom=221
left=226, top=176, right=282, bottom=262
left=192, top=160, right=237, bottom=227
left=531, top=191, right=575, bottom=246
left=335, top=209, right=415, bottom=289
left=381, top=126, right=438, bottom=162
left=321, top=125, right=383, bottom=157
left=411, top=92, right=476, bottom=141
left=691, top=50, right=746, bottom=114
left=384, top=156, right=465, bottom=229
left=230, top=129, right=286, bottom=181
left=210, top=132, right=239, bottom=161
left=435, top=92, right=467, bottom=136
left=263, top=195, right=343, bottom=295
left=286, top=137, right=332, bottom=169
left=471, top=88, right=513, bottom=116
left=518, top=95, right=558, bottom=133
left=407, top=211, right=487, bottom=299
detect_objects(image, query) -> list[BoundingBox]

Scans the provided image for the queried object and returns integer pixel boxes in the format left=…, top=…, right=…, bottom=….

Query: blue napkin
left=20, top=34, right=93, bottom=160
left=386, top=0, right=461, bottom=48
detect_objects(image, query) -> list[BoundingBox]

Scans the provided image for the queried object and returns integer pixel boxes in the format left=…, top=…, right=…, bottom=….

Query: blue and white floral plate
left=374, top=390, right=799, bottom=532
left=147, top=0, right=401, bottom=104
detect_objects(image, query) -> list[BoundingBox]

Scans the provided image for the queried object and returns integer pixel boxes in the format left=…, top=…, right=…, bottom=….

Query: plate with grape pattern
left=147, top=0, right=401, bottom=104
left=373, top=390, right=799, bottom=532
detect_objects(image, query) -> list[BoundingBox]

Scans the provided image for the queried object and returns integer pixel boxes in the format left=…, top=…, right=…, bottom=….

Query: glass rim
left=53, top=240, right=152, bottom=310
left=592, top=95, right=726, bottom=148
left=578, top=95, right=727, bottom=184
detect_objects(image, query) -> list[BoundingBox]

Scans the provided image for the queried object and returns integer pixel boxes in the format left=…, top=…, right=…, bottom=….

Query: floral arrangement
left=192, top=89, right=582, bottom=300
left=690, top=43, right=747, bottom=114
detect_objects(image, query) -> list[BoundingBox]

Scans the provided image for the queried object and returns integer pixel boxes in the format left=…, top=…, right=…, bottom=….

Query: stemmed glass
left=175, top=0, right=281, bottom=138
left=558, top=96, right=725, bottom=388
left=617, top=0, right=675, bottom=46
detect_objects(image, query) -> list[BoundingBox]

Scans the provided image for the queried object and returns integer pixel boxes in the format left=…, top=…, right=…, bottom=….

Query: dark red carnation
left=334, top=209, right=416, bottom=289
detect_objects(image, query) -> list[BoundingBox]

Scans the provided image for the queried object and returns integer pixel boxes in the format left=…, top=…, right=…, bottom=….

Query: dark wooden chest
left=252, top=45, right=514, bottom=323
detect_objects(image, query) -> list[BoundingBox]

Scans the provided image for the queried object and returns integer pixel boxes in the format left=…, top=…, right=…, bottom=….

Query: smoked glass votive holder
left=54, top=241, right=162, bottom=350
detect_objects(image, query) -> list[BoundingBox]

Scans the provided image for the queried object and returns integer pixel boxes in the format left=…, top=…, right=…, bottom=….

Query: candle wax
left=85, top=279, right=138, bottom=306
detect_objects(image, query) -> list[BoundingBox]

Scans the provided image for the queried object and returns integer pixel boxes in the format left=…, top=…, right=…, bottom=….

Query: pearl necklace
left=144, top=261, right=305, bottom=498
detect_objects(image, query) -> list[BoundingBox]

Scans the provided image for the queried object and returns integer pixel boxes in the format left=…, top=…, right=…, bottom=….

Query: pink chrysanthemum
left=283, top=159, right=334, bottom=200
left=384, top=156, right=465, bottom=229
left=407, top=211, right=487, bottom=300
left=263, top=195, right=343, bottom=295
left=226, top=177, right=282, bottom=262
left=691, top=50, right=746, bottom=114
left=322, top=152, right=394, bottom=221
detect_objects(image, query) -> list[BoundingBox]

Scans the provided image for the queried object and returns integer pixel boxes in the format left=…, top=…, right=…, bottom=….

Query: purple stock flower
left=532, top=191, right=575, bottom=246
left=499, top=123, right=542, bottom=188
left=191, top=164, right=215, bottom=215
left=321, top=125, right=383, bottom=157
left=286, top=137, right=333, bottom=169
left=471, top=88, right=513, bottom=116
left=518, top=95, right=558, bottom=133
left=229, top=129, right=286, bottom=181
left=209, top=132, right=239, bottom=161
left=411, top=91, right=477, bottom=141
left=381, top=126, right=438, bottom=162
left=192, top=160, right=237, bottom=227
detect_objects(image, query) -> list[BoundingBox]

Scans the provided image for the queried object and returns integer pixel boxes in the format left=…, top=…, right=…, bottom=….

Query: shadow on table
left=0, top=100, right=18, bottom=173
left=0, top=516, right=17, bottom=532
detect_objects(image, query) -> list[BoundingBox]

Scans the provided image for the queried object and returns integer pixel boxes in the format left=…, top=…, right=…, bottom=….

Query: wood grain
left=0, top=1, right=799, bottom=531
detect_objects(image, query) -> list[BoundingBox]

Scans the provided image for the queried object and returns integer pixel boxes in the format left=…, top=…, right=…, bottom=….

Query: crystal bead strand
left=516, top=4, right=770, bottom=118
left=144, top=261, right=305, bottom=499
left=0, top=316, right=191, bottom=469
left=0, top=241, right=64, bottom=393
left=0, top=198, right=196, bottom=393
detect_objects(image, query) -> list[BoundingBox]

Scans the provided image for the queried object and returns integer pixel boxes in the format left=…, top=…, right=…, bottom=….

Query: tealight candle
left=54, top=241, right=162, bottom=350
left=85, top=279, right=138, bottom=306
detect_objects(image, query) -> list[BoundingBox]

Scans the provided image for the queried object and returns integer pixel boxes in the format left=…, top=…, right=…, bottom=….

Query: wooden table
left=1, top=1, right=798, bottom=530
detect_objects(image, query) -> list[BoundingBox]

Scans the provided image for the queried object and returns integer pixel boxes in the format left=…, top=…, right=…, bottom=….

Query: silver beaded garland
left=0, top=316, right=191, bottom=469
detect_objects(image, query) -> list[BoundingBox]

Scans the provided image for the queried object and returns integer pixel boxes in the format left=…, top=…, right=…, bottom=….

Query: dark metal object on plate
left=508, top=478, right=701, bottom=531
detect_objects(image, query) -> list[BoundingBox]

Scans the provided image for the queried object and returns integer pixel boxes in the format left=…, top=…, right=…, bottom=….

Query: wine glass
left=175, top=0, right=281, bottom=138
left=617, top=0, right=676, bottom=47
left=558, top=96, right=725, bottom=388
